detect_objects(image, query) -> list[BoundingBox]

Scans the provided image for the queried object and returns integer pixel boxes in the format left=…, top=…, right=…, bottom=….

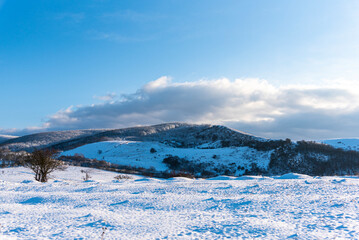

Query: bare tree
left=81, top=169, right=92, bottom=181
left=0, top=147, right=7, bottom=167
left=24, top=149, right=66, bottom=182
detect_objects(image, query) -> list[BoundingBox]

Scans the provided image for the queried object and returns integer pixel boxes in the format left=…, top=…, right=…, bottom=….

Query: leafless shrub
left=114, top=174, right=133, bottom=180
left=81, top=169, right=92, bottom=181
left=23, top=149, right=66, bottom=182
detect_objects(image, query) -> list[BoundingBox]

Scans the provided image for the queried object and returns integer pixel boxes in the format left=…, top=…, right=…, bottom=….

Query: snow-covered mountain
left=0, top=123, right=262, bottom=152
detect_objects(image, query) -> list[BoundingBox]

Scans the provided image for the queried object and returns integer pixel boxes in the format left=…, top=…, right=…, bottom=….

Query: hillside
left=2, top=123, right=359, bottom=176
left=0, top=134, right=18, bottom=143
left=320, top=139, right=359, bottom=152
left=61, top=140, right=272, bottom=177
left=0, top=129, right=108, bottom=151
left=60, top=139, right=359, bottom=177
left=0, top=123, right=261, bottom=152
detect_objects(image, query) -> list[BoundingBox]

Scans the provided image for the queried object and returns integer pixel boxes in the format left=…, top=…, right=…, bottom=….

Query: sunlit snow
left=62, top=141, right=272, bottom=173
left=1, top=166, right=359, bottom=239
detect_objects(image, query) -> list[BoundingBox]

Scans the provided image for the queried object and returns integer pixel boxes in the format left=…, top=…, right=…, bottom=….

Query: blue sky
left=1, top=0, right=359, bottom=139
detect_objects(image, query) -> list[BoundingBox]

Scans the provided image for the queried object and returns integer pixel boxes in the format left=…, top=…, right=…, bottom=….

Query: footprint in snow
left=332, top=179, right=346, bottom=184
left=331, top=203, right=344, bottom=208
left=287, top=233, right=299, bottom=239
left=75, top=213, right=93, bottom=219
left=110, top=200, right=129, bottom=206
left=20, top=197, right=45, bottom=205
left=131, top=191, right=144, bottom=194
left=0, top=211, right=11, bottom=215
left=336, top=225, right=347, bottom=230
left=202, top=197, right=215, bottom=201
left=7, top=227, right=27, bottom=233
left=21, top=180, right=33, bottom=184
left=215, top=185, right=233, bottom=190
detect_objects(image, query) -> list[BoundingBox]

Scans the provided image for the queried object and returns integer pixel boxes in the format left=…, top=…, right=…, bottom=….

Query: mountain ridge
left=0, top=123, right=263, bottom=152
left=1, top=123, right=359, bottom=176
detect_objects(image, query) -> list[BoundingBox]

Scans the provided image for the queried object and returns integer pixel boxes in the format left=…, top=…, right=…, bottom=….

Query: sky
left=1, top=0, right=359, bottom=140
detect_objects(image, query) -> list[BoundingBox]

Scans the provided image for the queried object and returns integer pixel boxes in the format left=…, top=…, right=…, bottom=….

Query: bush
left=221, top=140, right=230, bottom=148
left=268, top=140, right=359, bottom=175
left=114, top=174, right=133, bottom=180
left=200, top=170, right=218, bottom=178
left=81, top=169, right=92, bottom=181
left=163, top=155, right=182, bottom=170
left=24, top=149, right=66, bottom=182
left=167, top=170, right=195, bottom=179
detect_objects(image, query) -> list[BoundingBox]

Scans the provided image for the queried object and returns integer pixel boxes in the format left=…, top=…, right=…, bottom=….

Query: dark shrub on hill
left=268, top=140, right=359, bottom=175
left=163, top=155, right=183, bottom=170
left=167, top=170, right=195, bottom=179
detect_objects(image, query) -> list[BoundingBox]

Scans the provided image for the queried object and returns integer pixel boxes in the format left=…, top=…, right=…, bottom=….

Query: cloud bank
left=3, top=77, right=359, bottom=140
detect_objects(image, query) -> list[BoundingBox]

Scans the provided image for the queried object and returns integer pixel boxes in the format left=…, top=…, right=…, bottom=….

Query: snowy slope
left=320, top=139, right=359, bottom=151
left=1, top=166, right=359, bottom=239
left=61, top=140, right=272, bottom=174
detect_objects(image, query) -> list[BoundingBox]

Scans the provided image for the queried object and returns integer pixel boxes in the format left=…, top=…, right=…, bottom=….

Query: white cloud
left=2, top=77, right=359, bottom=140
left=93, top=92, right=117, bottom=102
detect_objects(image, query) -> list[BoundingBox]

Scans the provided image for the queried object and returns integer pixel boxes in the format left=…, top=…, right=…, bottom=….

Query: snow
left=1, top=166, right=359, bottom=239
left=320, top=138, right=359, bottom=151
left=61, top=140, right=272, bottom=172
left=273, top=173, right=310, bottom=179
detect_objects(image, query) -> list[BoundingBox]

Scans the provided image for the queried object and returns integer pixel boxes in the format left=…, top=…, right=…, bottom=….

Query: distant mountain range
left=1, top=123, right=359, bottom=176
left=0, top=134, right=18, bottom=143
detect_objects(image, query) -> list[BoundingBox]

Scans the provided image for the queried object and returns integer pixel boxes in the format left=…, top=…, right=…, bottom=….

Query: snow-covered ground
left=62, top=141, right=272, bottom=173
left=320, top=138, right=359, bottom=152
left=1, top=166, right=359, bottom=239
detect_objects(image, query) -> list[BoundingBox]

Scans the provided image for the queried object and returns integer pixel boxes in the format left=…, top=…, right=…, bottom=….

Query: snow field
left=1, top=167, right=359, bottom=239
left=321, top=138, right=359, bottom=152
